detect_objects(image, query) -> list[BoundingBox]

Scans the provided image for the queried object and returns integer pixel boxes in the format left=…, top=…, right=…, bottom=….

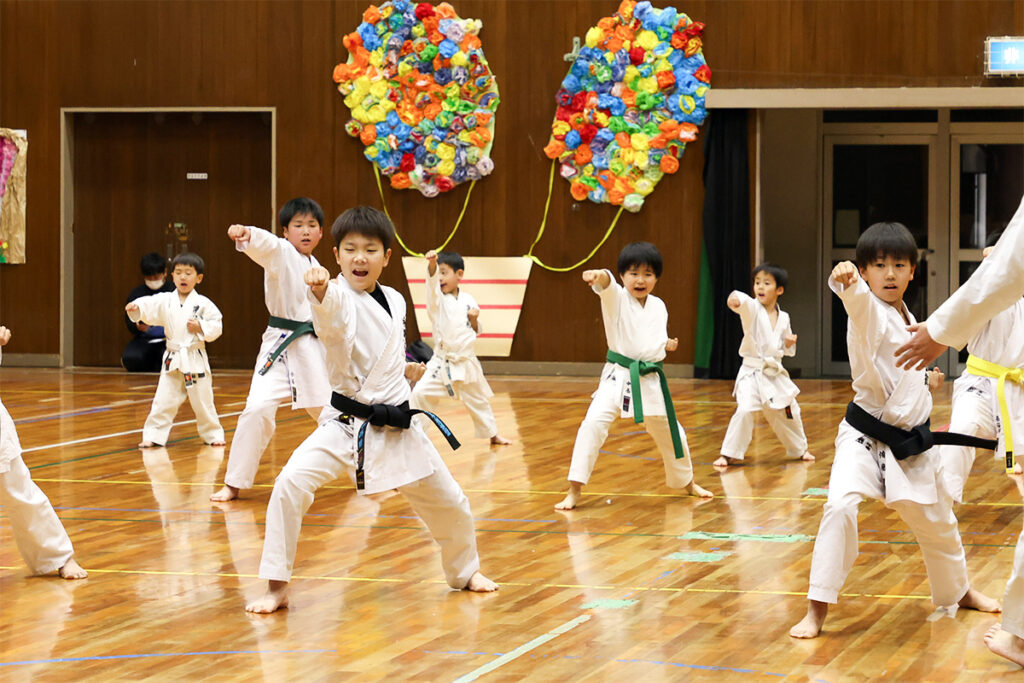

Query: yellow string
left=373, top=165, right=476, bottom=257
left=524, top=159, right=626, bottom=272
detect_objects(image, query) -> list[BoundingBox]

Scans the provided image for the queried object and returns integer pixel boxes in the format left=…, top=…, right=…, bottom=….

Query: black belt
left=331, top=392, right=460, bottom=490
left=844, top=402, right=996, bottom=461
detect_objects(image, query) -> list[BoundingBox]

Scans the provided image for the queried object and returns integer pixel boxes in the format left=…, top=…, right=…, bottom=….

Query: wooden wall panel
left=1, top=0, right=1020, bottom=366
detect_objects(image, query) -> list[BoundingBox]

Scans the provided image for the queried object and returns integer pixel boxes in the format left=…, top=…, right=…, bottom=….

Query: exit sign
left=986, top=37, right=1024, bottom=76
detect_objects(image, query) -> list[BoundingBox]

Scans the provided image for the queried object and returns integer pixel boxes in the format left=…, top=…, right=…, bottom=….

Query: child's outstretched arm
left=125, top=296, right=166, bottom=327
left=305, top=266, right=331, bottom=303
left=425, top=250, right=438, bottom=277
left=229, top=223, right=283, bottom=267
left=582, top=269, right=611, bottom=289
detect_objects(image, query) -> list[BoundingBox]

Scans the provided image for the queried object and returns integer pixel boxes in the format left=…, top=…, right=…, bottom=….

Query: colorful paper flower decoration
left=0, top=135, right=17, bottom=203
left=333, top=1, right=500, bottom=197
left=544, top=1, right=711, bottom=212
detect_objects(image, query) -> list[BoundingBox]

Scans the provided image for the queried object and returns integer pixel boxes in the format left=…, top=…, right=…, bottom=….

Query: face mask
left=145, top=278, right=166, bottom=291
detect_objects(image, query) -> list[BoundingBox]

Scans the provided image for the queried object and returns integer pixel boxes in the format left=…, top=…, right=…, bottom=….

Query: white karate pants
left=1002, top=530, right=1024, bottom=639
left=807, top=430, right=968, bottom=607
left=720, top=381, right=808, bottom=460
left=943, top=376, right=999, bottom=503
left=142, top=370, right=223, bottom=445
left=1, top=455, right=75, bottom=574
left=223, top=361, right=321, bottom=490
left=567, top=377, right=693, bottom=488
left=257, top=421, right=480, bottom=588
left=410, top=366, right=498, bottom=439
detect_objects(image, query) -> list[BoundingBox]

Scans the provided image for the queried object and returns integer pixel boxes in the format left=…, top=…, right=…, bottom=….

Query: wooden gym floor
left=1, top=369, right=1022, bottom=681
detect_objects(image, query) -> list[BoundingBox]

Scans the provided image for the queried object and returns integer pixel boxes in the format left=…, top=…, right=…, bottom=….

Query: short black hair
left=752, top=262, right=787, bottom=289
left=330, top=206, right=394, bottom=250
left=170, top=252, right=205, bottom=274
left=140, top=252, right=166, bottom=277
left=279, top=197, right=325, bottom=228
left=438, top=251, right=464, bottom=272
left=617, top=241, right=663, bottom=278
left=855, top=222, right=919, bottom=269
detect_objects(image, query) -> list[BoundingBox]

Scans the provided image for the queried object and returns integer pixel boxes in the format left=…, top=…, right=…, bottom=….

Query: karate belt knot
left=164, top=340, right=205, bottom=387
left=844, top=402, right=996, bottom=461
left=605, top=349, right=685, bottom=459
left=967, top=354, right=1024, bottom=472
left=742, top=356, right=784, bottom=377
left=259, top=316, right=317, bottom=376
left=331, top=392, right=460, bottom=491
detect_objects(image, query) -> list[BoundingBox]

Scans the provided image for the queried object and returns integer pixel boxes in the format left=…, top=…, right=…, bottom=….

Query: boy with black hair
left=127, top=252, right=225, bottom=448
left=555, top=241, right=713, bottom=510
left=715, top=262, right=813, bottom=468
left=211, top=198, right=332, bottom=502
left=790, top=222, right=1000, bottom=639
left=122, top=252, right=175, bottom=372
left=409, top=249, right=511, bottom=446
left=0, top=325, right=87, bottom=580
left=246, top=206, right=496, bottom=614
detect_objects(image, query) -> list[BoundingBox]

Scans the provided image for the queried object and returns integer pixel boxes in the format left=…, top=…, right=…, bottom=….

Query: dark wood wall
left=1, top=1, right=1021, bottom=365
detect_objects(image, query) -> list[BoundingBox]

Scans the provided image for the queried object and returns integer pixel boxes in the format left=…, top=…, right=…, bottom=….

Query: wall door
left=822, top=133, right=943, bottom=376
left=72, top=111, right=273, bottom=367
left=949, top=126, right=1024, bottom=374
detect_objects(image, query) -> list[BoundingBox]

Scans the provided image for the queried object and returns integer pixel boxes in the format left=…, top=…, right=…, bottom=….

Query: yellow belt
left=966, top=354, right=1024, bottom=472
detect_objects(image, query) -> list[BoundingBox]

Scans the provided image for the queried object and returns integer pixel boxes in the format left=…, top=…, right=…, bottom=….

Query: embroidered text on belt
left=844, top=402, right=996, bottom=461
left=967, top=354, right=1024, bottom=472
left=606, top=350, right=685, bottom=459
left=259, top=316, right=316, bottom=376
left=330, top=392, right=461, bottom=491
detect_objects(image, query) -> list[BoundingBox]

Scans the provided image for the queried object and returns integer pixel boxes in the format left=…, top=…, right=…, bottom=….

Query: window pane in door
left=959, top=144, right=1024, bottom=249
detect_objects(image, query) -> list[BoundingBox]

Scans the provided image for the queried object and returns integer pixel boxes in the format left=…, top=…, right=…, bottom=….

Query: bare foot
left=57, top=558, right=87, bottom=580
left=489, top=434, right=512, bottom=445
left=465, top=571, right=498, bottom=592
left=985, top=624, right=1024, bottom=668
left=245, top=580, right=289, bottom=613
left=210, top=485, right=239, bottom=502
left=713, top=455, right=741, bottom=468
left=789, top=600, right=829, bottom=638
left=959, top=587, right=1002, bottom=613
left=555, top=482, right=583, bottom=510
left=138, top=441, right=162, bottom=449
left=800, top=451, right=816, bottom=462
left=686, top=480, right=714, bottom=498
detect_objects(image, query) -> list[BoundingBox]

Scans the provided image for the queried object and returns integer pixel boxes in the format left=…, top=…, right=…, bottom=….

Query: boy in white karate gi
left=211, top=198, right=332, bottom=502
left=942, top=242, right=1024, bottom=504
left=0, top=325, right=87, bottom=579
left=245, top=206, right=497, bottom=613
left=555, top=242, right=713, bottom=511
left=790, top=222, right=999, bottom=639
left=715, top=263, right=814, bottom=468
left=409, top=250, right=510, bottom=446
left=127, top=252, right=225, bottom=448
left=895, top=197, right=1024, bottom=667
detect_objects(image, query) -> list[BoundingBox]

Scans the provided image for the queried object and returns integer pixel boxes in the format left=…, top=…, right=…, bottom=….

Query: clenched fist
left=228, top=224, right=251, bottom=242
left=831, top=261, right=858, bottom=288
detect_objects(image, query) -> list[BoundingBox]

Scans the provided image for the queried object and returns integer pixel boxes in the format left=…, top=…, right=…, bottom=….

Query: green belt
left=259, top=316, right=316, bottom=376
left=606, top=349, right=685, bottom=459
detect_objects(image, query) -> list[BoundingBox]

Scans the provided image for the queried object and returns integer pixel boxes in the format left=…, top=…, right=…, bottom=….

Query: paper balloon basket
left=402, top=256, right=533, bottom=357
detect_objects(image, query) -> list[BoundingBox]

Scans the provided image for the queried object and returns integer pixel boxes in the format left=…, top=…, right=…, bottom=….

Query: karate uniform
left=928, top=196, right=1024, bottom=639
left=566, top=270, right=694, bottom=489
left=806, top=275, right=969, bottom=608
left=129, top=289, right=224, bottom=445
left=943, top=299, right=1024, bottom=502
left=410, top=267, right=497, bottom=439
left=720, top=291, right=808, bottom=460
left=0, top=347, right=75, bottom=574
left=257, top=277, right=480, bottom=588
left=222, top=227, right=331, bottom=490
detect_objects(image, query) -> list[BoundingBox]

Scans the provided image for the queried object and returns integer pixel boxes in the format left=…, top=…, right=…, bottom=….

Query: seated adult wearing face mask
left=122, top=252, right=175, bottom=372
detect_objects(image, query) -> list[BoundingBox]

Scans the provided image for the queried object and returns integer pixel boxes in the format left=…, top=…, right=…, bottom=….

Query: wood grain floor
left=1, top=369, right=1022, bottom=681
